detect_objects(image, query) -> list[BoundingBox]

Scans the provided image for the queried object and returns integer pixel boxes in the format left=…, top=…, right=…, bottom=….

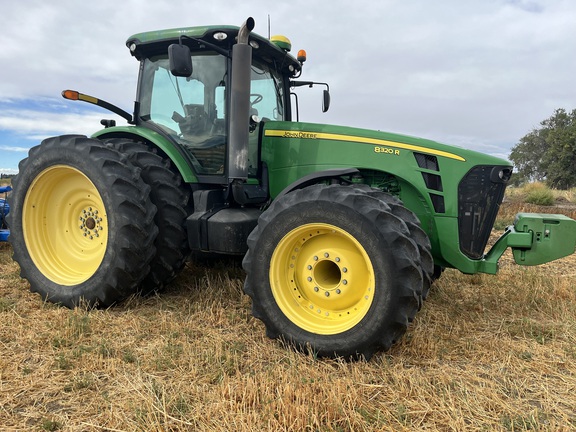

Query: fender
left=275, top=168, right=360, bottom=199
left=92, top=125, right=199, bottom=183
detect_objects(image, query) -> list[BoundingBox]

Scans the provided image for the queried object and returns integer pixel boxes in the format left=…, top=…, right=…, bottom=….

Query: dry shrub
left=507, top=182, right=554, bottom=206
left=526, top=187, right=554, bottom=206
left=506, top=183, right=575, bottom=206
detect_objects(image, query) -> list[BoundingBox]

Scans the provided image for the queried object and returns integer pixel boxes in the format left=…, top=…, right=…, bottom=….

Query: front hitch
left=479, top=212, right=576, bottom=273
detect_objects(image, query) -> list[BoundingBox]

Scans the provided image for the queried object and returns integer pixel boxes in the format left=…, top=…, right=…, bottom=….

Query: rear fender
left=92, top=126, right=198, bottom=183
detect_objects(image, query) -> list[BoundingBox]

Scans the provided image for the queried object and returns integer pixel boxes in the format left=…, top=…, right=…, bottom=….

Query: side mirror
left=322, top=89, right=331, bottom=113
left=168, top=44, right=192, bottom=77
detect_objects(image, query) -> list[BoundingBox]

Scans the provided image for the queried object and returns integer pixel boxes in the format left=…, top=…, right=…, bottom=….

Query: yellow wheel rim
left=23, top=165, right=108, bottom=285
left=270, top=223, right=375, bottom=335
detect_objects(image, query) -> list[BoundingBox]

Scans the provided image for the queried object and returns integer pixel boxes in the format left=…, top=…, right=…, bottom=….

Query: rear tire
left=243, top=184, right=424, bottom=359
left=106, top=139, right=191, bottom=294
left=8, top=135, right=157, bottom=308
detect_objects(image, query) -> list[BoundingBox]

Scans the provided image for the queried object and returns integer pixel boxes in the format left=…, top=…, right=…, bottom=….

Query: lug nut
left=307, top=265, right=312, bottom=270
left=307, top=277, right=312, bottom=282
left=324, top=252, right=329, bottom=258
left=314, top=287, right=319, bottom=292
left=335, top=257, right=340, bottom=262
left=342, top=280, right=348, bottom=285
left=342, top=267, right=348, bottom=273
left=325, top=292, right=330, bottom=297
left=336, top=289, right=341, bottom=294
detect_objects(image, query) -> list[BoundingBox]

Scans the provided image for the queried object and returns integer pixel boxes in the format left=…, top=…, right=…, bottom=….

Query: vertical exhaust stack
left=228, top=17, right=255, bottom=183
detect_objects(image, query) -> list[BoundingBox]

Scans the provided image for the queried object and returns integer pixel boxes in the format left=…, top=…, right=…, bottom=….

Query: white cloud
left=0, top=146, right=29, bottom=152
left=0, top=108, right=122, bottom=138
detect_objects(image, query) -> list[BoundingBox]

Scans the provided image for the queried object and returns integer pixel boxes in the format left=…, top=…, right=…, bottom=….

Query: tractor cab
left=126, top=24, right=302, bottom=184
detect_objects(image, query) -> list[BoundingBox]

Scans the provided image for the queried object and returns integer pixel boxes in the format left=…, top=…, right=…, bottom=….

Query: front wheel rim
left=270, top=223, right=375, bottom=335
left=23, top=165, right=108, bottom=285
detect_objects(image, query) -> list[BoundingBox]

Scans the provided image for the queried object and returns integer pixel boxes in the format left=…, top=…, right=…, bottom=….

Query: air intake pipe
left=228, top=17, right=255, bottom=184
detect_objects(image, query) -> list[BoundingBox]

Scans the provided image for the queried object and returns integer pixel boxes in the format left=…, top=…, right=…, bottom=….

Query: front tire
left=8, top=135, right=157, bottom=308
left=243, top=184, right=424, bottom=359
left=352, top=185, right=434, bottom=300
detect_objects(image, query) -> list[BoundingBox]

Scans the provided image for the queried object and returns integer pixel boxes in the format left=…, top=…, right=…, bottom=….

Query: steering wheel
left=250, top=93, right=263, bottom=105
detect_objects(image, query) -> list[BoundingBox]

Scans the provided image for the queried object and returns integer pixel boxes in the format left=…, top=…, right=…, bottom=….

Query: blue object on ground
left=0, top=185, right=11, bottom=242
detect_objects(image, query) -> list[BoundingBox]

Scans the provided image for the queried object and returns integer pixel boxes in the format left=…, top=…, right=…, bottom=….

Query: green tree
left=510, top=108, right=576, bottom=189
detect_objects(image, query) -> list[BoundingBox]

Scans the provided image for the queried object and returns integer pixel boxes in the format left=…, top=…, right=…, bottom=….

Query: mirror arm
left=291, top=81, right=330, bottom=92
left=290, top=81, right=331, bottom=113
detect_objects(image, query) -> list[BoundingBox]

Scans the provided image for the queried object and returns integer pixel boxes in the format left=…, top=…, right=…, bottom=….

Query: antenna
left=268, top=14, right=271, bottom=39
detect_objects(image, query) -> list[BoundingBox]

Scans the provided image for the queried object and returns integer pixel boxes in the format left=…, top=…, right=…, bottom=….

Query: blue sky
left=0, top=99, right=105, bottom=173
left=2, top=0, right=576, bottom=174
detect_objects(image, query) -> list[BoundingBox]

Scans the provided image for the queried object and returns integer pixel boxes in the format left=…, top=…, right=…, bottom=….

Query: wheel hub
left=270, top=223, right=375, bottom=335
left=79, top=207, right=103, bottom=240
left=304, top=253, right=349, bottom=303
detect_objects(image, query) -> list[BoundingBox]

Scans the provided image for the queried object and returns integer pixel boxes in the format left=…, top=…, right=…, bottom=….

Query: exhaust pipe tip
left=238, top=17, right=255, bottom=45
left=246, top=17, right=255, bottom=31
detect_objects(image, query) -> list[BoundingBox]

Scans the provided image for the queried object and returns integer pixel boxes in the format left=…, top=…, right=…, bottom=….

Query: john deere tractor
left=8, top=18, right=576, bottom=359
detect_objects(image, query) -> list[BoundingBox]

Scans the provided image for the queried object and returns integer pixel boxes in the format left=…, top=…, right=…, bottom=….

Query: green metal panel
left=430, top=216, right=486, bottom=273
left=261, top=121, right=508, bottom=203
left=92, top=126, right=198, bottom=183
left=260, top=120, right=513, bottom=273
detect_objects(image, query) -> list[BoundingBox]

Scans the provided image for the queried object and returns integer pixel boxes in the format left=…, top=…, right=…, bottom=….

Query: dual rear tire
left=8, top=135, right=188, bottom=307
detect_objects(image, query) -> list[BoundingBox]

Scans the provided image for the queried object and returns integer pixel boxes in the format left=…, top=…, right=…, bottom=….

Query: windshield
left=250, top=60, right=285, bottom=121
left=139, top=51, right=286, bottom=176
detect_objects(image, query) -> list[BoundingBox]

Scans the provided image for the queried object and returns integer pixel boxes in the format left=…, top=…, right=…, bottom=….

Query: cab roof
left=126, top=25, right=302, bottom=77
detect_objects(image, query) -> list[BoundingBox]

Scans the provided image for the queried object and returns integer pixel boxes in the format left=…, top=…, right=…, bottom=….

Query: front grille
left=458, top=165, right=511, bottom=259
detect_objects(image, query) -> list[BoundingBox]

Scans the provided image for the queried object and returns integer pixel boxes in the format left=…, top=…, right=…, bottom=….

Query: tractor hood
left=261, top=120, right=512, bottom=172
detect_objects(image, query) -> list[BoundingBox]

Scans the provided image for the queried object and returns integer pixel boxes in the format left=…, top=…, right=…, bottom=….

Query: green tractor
left=8, top=18, right=576, bottom=359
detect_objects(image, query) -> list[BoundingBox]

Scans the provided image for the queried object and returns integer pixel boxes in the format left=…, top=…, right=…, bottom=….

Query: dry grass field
left=1, top=186, right=575, bottom=431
